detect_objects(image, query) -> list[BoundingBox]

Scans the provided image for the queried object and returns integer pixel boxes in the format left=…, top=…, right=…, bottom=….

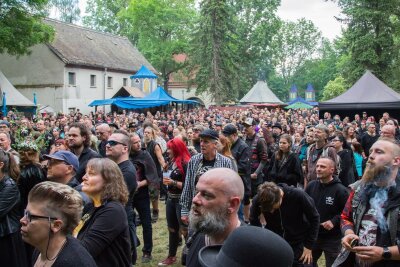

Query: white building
left=0, top=19, right=156, bottom=114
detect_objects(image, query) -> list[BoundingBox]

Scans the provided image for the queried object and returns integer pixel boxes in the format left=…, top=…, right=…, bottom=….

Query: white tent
left=240, top=80, right=284, bottom=105
left=0, top=71, right=35, bottom=106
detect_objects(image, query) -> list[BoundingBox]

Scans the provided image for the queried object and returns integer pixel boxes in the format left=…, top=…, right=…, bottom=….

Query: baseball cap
left=199, top=129, right=219, bottom=140
left=44, top=151, right=79, bottom=171
left=242, top=118, right=256, bottom=127
left=0, top=120, right=10, bottom=127
left=222, top=124, right=237, bottom=136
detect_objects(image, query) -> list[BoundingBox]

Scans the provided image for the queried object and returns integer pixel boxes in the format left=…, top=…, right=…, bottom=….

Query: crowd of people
left=0, top=106, right=400, bottom=267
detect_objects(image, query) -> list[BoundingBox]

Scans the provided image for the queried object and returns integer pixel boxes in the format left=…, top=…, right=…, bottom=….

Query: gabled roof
left=45, top=19, right=156, bottom=73
left=130, top=65, right=157, bottom=79
left=0, top=71, right=35, bottom=106
left=287, top=96, right=317, bottom=106
left=113, top=86, right=145, bottom=98
left=240, top=80, right=284, bottom=104
left=320, top=70, right=400, bottom=109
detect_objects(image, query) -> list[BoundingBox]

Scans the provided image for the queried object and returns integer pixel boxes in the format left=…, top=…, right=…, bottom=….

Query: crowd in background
left=1, top=106, right=399, bottom=267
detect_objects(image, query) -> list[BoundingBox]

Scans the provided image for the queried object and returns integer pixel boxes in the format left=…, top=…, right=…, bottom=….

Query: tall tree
left=270, top=18, right=323, bottom=89
left=83, top=0, right=130, bottom=35
left=190, top=0, right=240, bottom=105
left=120, top=0, right=196, bottom=89
left=337, top=0, right=400, bottom=88
left=49, top=0, right=80, bottom=23
left=0, top=0, right=54, bottom=55
left=230, top=0, right=281, bottom=99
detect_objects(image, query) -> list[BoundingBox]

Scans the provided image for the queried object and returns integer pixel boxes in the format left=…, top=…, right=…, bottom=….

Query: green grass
left=135, top=203, right=326, bottom=266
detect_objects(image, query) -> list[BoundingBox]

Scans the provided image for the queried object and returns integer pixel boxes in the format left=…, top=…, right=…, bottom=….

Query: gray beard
left=189, top=204, right=230, bottom=236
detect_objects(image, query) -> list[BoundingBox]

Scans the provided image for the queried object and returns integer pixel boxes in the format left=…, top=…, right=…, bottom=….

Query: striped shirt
left=179, top=152, right=234, bottom=216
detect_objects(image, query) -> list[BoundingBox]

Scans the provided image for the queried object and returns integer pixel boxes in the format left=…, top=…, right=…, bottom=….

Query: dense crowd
left=1, top=106, right=400, bottom=267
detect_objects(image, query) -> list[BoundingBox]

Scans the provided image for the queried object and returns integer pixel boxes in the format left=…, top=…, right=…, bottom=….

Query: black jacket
left=77, top=201, right=131, bottom=267
left=0, top=176, right=20, bottom=236
left=337, top=149, right=356, bottom=187
left=18, top=163, right=46, bottom=213
left=305, top=178, right=349, bottom=239
left=231, top=137, right=251, bottom=198
left=268, top=152, right=303, bottom=187
left=75, top=146, right=101, bottom=182
left=250, top=183, right=320, bottom=249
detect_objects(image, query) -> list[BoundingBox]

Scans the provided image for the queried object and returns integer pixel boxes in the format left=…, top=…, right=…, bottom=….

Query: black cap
left=272, top=123, right=282, bottom=130
left=199, top=129, right=219, bottom=140
left=108, top=123, right=119, bottom=129
left=198, top=226, right=293, bottom=267
left=222, top=124, right=237, bottom=136
left=128, top=122, right=137, bottom=128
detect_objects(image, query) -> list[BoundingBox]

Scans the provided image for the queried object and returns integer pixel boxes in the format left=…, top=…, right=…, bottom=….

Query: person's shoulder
left=56, top=236, right=97, bottom=267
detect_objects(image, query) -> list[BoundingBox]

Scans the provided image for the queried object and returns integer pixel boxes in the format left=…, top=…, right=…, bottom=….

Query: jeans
left=312, top=237, right=341, bottom=267
left=133, top=192, right=153, bottom=255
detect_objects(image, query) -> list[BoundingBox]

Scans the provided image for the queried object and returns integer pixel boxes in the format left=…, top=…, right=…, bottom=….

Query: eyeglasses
left=23, top=210, right=57, bottom=222
left=332, top=139, right=341, bottom=142
left=106, top=140, right=127, bottom=146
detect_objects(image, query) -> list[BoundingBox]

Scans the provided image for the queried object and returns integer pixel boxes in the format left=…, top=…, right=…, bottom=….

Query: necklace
left=40, top=238, right=68, bottom=267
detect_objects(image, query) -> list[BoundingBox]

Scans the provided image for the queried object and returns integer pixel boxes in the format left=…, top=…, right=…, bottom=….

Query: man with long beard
left=185, top=168, right=244, bottom=267
left=334, top=138, right=400, bottom=267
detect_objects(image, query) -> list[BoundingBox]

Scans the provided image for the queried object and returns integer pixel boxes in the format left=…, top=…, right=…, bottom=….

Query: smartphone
left=350, top=239, right=358, bottom=248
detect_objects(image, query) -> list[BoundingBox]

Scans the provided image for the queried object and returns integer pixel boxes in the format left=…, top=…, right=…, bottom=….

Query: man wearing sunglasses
left=106, top=131, right=138, bottom=264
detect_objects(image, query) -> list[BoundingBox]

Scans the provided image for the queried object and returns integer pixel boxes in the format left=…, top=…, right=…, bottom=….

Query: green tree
left=190, top=0, right=244, bottom=104
left=291, top=39, right=340, bottom=100
left=270, top=18, right=323, bottom=89
left=49, top=0, right=80, bottom=23
left=321, top=76, right=348, bottom=101
left=120, top=0, right=196, bottom=89
left=229, top=0, right=281, bottom=100
left=0, top=0, right=54, bottom=55
left=83, top=0, right=130, bottom=35
left=337, top=0, right=400, bottom=88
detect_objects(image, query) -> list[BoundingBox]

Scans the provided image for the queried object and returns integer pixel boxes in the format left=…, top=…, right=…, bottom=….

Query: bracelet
left=173, top=180, right=178, bottom=187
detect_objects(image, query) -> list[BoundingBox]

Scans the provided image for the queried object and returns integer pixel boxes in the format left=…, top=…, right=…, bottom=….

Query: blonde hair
left=86, top=158, right=129, bottom=205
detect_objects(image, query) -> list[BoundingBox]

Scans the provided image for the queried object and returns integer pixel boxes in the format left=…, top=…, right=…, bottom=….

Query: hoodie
left=305, top=178, right=349, bottom=239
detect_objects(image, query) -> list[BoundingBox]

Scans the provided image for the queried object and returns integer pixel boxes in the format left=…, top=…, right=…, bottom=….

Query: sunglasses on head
left=106, top=140, right=127, bottom=146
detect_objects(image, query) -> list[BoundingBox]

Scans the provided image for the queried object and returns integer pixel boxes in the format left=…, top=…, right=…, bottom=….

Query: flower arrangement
left=12, top=127, right=47, bottom=152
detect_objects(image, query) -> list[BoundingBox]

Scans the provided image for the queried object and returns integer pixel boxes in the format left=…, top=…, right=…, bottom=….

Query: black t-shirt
left=195, top=158, right=216, bottom=185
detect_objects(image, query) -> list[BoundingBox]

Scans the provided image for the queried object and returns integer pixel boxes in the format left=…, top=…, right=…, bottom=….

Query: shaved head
left=200, top=168, right=244, bottom=201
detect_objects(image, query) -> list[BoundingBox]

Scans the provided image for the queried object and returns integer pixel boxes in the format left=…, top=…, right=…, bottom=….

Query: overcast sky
left=277, top=0, right=343, bottom=40
left=78, top=0, right=343, bottom=40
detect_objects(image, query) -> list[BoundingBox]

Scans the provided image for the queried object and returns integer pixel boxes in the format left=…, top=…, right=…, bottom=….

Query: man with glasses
left=95, top=123, right=111, bottom=157
left=106, top=130, right=138, bottom=264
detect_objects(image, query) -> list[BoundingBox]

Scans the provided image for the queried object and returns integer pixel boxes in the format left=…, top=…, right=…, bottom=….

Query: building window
left=90, top=75, right=96, bottom=87
left=123, top=78, right=127, bottom=87
left=68, top=72, right=76, bottom=86
left=107, top=76, right=113, bottom=88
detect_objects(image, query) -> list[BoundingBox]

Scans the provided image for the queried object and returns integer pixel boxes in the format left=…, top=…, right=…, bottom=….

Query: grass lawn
left=135, top=202, right=326, bottom=267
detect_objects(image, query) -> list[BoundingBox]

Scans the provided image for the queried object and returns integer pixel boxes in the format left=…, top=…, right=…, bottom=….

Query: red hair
left=167, top=138, right=191, bottom=175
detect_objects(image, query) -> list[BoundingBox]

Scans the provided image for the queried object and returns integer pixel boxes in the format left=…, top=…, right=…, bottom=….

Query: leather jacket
left=0, top=176, right=21, bottom=236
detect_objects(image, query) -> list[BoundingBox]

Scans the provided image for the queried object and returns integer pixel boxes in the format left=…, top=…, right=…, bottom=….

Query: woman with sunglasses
left=0, top=150, right=27, bottom=266
left=158, top=138, right=191, bottom=266
left=74, top=158, right=131, bottom=267
left=20, top=181, right=96, bottom=267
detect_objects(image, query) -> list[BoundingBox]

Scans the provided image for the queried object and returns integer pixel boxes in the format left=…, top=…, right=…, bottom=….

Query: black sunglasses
left=24, top=210, right=57, bottom=222
left=106, top=140, right=127, bottom=147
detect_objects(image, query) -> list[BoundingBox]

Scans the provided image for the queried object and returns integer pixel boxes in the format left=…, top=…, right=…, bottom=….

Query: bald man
left=186, top=168, right=244, bottom=267
left=96, top=123, right=111, bottom=157
left=380, top=124, right=396, bottom=140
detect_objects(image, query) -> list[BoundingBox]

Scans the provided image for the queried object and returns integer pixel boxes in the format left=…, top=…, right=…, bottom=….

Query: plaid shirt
left=179, top=152, right=234, bottom=216
left=340, top=190, right=355, bottom=234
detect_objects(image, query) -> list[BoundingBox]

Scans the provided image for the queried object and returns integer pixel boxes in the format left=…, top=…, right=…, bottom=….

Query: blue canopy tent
left=88, top=87, right=198, bottom=110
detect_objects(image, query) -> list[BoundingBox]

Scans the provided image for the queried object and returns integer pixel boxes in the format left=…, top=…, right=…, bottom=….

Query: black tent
left=319, top=70, right=400, bottom=119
